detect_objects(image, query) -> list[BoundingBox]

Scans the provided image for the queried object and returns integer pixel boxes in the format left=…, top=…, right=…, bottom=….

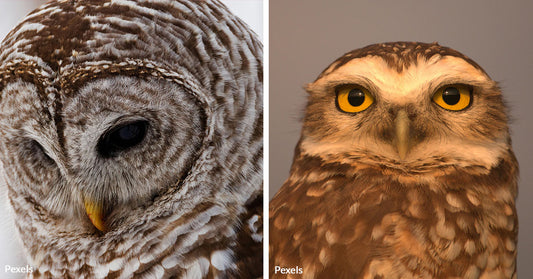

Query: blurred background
left=269, top=0, right=532, bottom=277
left=0, top=0, right=262, bottom=278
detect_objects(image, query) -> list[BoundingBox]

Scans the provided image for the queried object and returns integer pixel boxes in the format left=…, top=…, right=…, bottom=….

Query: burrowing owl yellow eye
left=336, top=85, right=374, bottom=113
left=433, top=85, right=472, bottom=111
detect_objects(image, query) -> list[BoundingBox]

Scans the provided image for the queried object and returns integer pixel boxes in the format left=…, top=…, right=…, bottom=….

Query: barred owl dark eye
left=22, top=139, right=55, bottom=166
left=97, top=120, right=149, bottom=158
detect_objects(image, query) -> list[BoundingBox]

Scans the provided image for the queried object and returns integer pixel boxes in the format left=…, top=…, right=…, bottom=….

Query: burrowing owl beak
left=84, top=198, right=106, bottom=232
left=393, top=110, right=410, bottom=160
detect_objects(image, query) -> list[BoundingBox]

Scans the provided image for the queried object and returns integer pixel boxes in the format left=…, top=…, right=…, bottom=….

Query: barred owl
left=270, top=42, right=517, bottom=279
left=0, top=0, right=262, bottom=278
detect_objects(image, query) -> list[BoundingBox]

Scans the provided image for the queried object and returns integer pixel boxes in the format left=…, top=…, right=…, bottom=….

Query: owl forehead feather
left=317, top=42, right=487, bottom=80
left=0, top=0, right=261, bottom=95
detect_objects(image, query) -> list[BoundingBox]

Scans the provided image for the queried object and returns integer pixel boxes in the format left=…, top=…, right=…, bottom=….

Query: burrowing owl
left=0, top=0, right=262, bottom=278
left=270, top=42, right=517, bottom=279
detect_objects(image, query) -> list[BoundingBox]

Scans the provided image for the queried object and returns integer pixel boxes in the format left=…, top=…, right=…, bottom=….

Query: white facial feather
left=303, top=55, right=507, bottom=170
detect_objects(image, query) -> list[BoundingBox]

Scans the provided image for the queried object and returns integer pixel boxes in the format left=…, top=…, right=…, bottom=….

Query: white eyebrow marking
left=308, top=55, right=491, bottom=105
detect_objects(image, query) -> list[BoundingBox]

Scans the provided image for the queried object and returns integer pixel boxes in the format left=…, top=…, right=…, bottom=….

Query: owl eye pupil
left=442, top=87, right=460, bottom=105
left=117, top=123, right=143, bottom=141
left=347, top=89, right=365, bottom=106
left=97, top=120, right=149, bottom=158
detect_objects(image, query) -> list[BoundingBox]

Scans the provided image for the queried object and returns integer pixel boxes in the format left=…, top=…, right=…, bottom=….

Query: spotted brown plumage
left=0, top=0, right=262, bottom=278
left=270, top=42, right=517, bottom=279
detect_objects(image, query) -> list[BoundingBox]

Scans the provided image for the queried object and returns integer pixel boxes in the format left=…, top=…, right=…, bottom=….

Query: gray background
left=269, top=0, right=533, bottom=277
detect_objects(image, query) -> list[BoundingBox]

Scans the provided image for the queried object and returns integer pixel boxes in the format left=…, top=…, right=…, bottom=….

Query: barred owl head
left=0, top=0, right=262, bottom=278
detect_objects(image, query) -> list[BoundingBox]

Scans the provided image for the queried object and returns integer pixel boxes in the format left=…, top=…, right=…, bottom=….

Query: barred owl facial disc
left=0, top=0, right=263, bottom=278
left=270, top=42, right=517, bottom=279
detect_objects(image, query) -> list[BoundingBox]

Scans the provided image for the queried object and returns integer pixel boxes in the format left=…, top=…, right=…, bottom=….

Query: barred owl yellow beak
left=84, top=198, right=106, bottom=232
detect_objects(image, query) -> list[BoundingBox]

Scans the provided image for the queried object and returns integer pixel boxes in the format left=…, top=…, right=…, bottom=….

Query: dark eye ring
left=97, top=120, right=149, bottom=158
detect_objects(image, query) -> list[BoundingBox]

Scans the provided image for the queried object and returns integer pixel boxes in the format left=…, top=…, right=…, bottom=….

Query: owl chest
left=293, top=177, right=516, bottom=278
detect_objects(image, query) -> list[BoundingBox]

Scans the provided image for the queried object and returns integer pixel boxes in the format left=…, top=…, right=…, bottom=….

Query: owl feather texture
left=270, top=42, right=518, bottom=279
left=0, top=0, right=263, bottom=278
